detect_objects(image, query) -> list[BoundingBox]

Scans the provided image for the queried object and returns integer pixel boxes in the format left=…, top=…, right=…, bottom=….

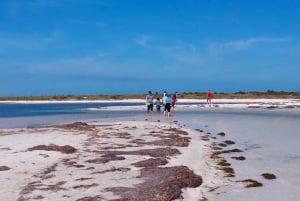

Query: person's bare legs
left=207, top=99, right=211, bottom=107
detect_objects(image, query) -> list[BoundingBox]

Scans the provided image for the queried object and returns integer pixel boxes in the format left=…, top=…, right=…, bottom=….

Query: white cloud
left=134, top=34, right=202, bottom=65
left=158, top=43, right=202, bottom=65
left=134, top=35, right=202, bottom=66
left=209, top=36, right=291, bottom=55
left=31, top=53, right=110, bottom=75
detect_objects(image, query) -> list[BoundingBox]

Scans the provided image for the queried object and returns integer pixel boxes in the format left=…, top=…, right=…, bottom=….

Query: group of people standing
left=146, top=90, right=214, bottom=116
left=145, top=91, right=177, bottom=117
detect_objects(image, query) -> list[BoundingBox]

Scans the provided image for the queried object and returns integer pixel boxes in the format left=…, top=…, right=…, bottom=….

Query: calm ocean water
left=0, top=102, right=146, bottom=128
left=0, top=102, right=202, bottom=128
left=1, top=102, right=300, bottom=200
left=0, top=102, right=143, bottom=118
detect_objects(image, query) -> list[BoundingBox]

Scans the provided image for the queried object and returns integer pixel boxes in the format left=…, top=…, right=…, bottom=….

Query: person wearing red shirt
left=206, top=90, right=213, bottom=106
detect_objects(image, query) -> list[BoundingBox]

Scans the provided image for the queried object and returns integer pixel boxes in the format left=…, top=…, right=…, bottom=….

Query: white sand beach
left=0, top=120, right=221, bottom=201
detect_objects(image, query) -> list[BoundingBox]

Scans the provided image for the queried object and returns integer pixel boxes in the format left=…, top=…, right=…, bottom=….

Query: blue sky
left=1, top=0, right=299, bottom=96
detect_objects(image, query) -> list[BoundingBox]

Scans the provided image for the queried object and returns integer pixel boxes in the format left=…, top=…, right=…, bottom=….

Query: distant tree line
left=0, top=90, right=299, bottom=101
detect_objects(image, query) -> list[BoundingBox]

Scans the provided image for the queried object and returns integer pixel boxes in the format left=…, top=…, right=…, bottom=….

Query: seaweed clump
left=262, top=173, right=276, bottom=180
left=231, top=156, right=246, bottom=160
left=237, top=179, right=263, bottom=188
left=217, top=132, right=226, bottom=136
left=0, top=166, right=10, bottom=171
left=27, top=144, right=77, bottom=154
left=224, top=140, right=235, bottom=145
left=107, top=166, right=202, bottom=201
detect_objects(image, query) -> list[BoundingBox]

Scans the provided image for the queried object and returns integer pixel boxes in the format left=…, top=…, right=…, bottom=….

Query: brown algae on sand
left=27, top=144, right=77, bottom=154
left=237, top=179, right=263, bottom=188
left=0, top=166, right=10, bottom=171
left=1, top=120, right=212, bottom=200
left=262, top=173, right=277, bottom=180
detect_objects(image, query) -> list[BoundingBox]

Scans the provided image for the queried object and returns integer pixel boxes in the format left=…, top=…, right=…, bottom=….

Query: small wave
left=86, top=105, right=145, bottom=111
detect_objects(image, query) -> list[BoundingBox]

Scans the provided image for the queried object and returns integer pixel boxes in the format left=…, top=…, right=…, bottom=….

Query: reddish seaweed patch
left=132, top=158, right=168, bottom=168
left=93, top=167, right=130, bottom=174
left=107, top=166, right=202, bottom=201
left=164, top=128, right=189, bottom=135
left=56, top=122, right=96, bottom=131
left=0, top=165, right=10, bottom=171
left=73, top=183, right=98, bottom=189
left=27, top=144, right=76, bottom=154
left=85, top=154, right=125, bottom=164
left=98, top=147, right=181, bottom=158
left=237, top=179, right=263, bottom=187
left=144, top=136, right=190, bottom=147
left=33, top=163, right=58, bottom=180
left=19, top=181, right=67, bottom=198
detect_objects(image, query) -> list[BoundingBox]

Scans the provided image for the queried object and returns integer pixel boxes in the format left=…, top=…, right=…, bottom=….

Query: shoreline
left=1, top=99, right=299, bottom=111
left=0, top=98, right=299, bottom=104
left=0, top=120, right=221, bottom=200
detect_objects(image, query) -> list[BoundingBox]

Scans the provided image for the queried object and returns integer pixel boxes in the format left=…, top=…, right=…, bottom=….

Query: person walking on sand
left=154, top=97, right=162, bottom=111
left=146, top=91, right=154, bottom=113
left=163, top=94, right=172, bottom=117
left=206, top=89, right=213, bottom=107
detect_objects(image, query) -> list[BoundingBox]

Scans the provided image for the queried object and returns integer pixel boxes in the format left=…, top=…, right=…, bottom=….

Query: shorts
left=147, top=103, right=153, bottom=111
left=164, top=103, right=171, bottom=112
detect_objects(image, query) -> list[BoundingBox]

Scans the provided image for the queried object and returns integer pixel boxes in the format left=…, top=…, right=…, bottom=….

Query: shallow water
left=1, top=103, right=300, bottom=200
left=0, top=103, right=145, bottom=128
left=174, top=108, right=300, bottom=201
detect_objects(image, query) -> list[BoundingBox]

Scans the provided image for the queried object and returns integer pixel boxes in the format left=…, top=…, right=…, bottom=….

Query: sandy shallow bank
left=1, top=98, right=299, bottom=105
left=0, top=120, right=221, bottom=201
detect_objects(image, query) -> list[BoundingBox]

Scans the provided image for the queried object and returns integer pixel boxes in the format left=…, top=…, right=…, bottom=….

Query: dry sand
left=0, top=120, right=222, bottom=201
